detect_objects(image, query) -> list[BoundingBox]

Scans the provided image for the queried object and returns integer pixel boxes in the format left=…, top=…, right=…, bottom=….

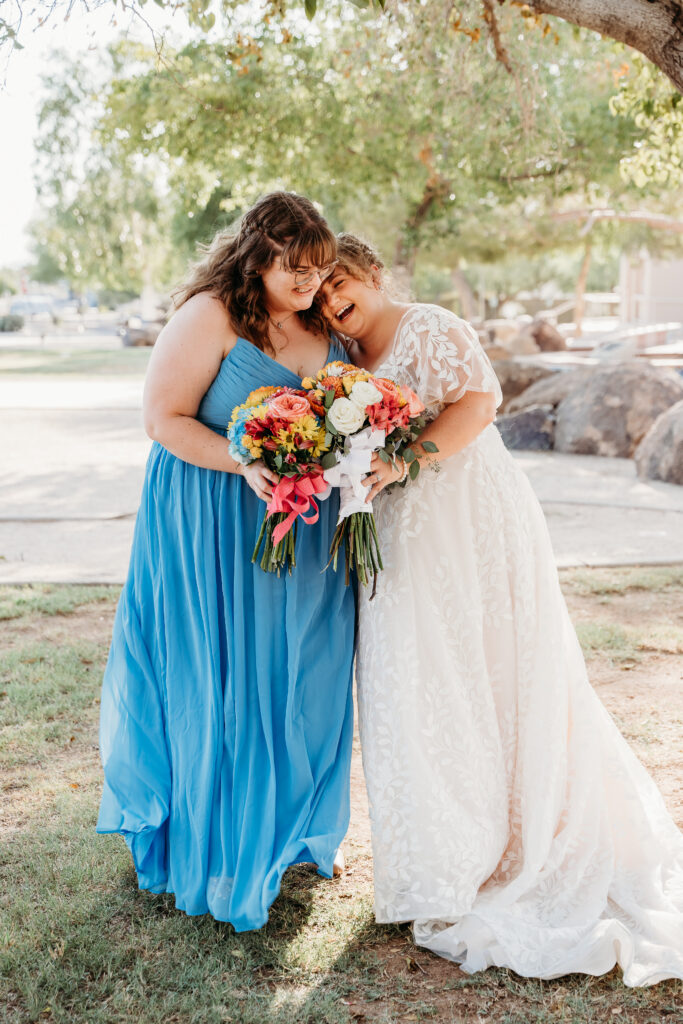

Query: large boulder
left=496, top=405, right=555, bottom=451
left=635, top=399, right=683, bottom=485
left=515, top=318, right=567, bottom=353
left=483, top=343, right=516, bottom=362
left=485, top=318, right=540, bottom=355
left=554, top=364, right=683, bottom=457
left=506, top=367, right=592, bottom=414
left=485, top=318, right=523, bottom=346
left=493, top=360, right=555, bottom=411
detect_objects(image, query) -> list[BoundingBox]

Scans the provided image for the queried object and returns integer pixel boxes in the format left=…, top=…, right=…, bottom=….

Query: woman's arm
left=414, top=389, right=497, bottom=462
left=143, top=293, right=277, bottom=498
left=364, top=390, right=497, bottom=502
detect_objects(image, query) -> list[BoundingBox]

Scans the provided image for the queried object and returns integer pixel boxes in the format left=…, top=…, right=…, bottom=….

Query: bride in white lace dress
left=319, top=235, right=683, bottom=987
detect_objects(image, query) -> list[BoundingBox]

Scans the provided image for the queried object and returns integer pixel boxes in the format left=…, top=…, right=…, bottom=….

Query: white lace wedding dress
left=356, top=303, right=683, bottom=986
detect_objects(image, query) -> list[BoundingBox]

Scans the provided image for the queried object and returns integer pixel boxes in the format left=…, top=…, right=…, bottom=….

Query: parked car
left=9, top=296, right=58, bottom=322
left=119, top=315, right=165, bottom=347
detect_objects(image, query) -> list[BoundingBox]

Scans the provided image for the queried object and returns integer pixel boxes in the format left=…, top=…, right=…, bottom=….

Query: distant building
left=619, top=252, right=683, bottom=325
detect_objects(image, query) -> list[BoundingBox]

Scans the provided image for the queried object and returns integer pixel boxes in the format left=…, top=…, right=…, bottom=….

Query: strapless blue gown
left=97, top=336, right=355, bottom=932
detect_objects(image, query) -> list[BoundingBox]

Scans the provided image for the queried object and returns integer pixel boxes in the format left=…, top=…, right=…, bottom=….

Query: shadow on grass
left=3, top=810, right=683, bottom=1024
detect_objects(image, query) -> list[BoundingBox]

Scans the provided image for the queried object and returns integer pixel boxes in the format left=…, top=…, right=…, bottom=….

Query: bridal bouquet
left=228, top=386, right=331, bottom=574
left=301, top=361, right=434, bottom=589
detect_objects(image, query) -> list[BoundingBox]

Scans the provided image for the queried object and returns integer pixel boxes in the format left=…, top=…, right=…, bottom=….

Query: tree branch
left=482, top=0, right=513, bottom=73
left=552, top=208, right=683, bottom=232
left=524, top=0, right=683, bottom=93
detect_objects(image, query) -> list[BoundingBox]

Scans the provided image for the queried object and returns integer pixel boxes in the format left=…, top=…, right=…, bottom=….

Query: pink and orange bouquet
left=228, top=385, right=332, bottom=574
left=301, top=361, right=435, bottom=589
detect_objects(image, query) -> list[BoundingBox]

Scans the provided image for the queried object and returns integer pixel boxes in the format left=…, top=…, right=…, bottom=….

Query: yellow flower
left=275, top=428, right=298, bottom=453
left=341, top=370, right=371, bottom=394
left=243, top=436, right=263, bottom=457
left=245, top=386, right=279, bottom=408
left=275, top=414, right=328, bottom=457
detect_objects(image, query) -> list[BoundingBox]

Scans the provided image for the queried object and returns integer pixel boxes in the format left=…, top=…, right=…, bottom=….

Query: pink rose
left=267, top=393, right=312, bottom=422
left=401, top=386, right=425, bottom=416
left=370, top=377, right=403, bottom=405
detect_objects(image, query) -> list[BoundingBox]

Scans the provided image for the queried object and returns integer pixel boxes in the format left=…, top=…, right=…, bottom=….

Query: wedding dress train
left=356, top=304, right=683, bottom=985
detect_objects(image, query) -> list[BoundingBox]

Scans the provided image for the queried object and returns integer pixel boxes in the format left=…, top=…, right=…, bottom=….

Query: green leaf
left=305, top=0, right=317, bottom=19
left=378, top=449, right=390, bottom=463
left=324, top=388, right=335, bottom=409
left=326, top=419, right=339, bottom=437
left=403, top=447, right=416, bottom=463
left=321, top=451, right=338, bottom=470
left=422, top=441, right=439, bottom=453
left=409, top=459, right=420, bottom=481
left=274, top=453, right=283, bottom=470
left=324, top=431, right=333, bottom=447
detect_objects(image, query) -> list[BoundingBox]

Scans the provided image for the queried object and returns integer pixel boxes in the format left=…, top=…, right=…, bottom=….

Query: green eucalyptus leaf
left=422, top=441, right=439, bottom=453
left=409, top=459, right=420, bottom=481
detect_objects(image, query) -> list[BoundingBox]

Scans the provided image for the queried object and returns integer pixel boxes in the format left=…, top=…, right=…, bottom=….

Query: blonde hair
left=174, top=192, right=336, bottom=351
left=334, top=232, right=385, bottom=279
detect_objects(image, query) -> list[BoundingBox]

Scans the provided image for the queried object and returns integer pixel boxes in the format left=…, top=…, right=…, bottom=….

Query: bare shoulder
left=158, top=293, right=238, bottom=357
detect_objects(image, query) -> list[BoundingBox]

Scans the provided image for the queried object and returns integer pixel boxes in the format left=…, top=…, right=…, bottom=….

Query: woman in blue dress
left=97, top=192, right=355, bottom=932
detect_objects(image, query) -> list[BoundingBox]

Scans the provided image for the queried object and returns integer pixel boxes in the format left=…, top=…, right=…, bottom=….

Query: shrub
left=0, top=314, right=24, bottom=332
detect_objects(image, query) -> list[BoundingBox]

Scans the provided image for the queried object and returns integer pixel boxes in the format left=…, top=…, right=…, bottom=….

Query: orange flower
left=319, top=376, right=346, bottom=398
left=373, top=377, right=407, bottom=407
left=308, top=389, right=327, bottom=417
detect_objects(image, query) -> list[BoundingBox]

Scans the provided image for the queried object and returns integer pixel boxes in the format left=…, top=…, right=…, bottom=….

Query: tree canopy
left=28, top=2, right=681, bottom=300
left=5, top=1, right=683, bottom=91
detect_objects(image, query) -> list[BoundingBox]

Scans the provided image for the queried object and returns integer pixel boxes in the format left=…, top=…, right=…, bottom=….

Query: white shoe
left=333, top=846, right=346, bottom=878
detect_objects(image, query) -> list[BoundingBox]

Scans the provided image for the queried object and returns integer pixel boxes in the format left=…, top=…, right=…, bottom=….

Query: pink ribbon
left=267, top=474, right=329, bottom=545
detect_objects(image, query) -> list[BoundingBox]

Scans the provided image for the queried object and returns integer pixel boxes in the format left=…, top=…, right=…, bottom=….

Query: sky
left=0, top=2, right=185, bottom=269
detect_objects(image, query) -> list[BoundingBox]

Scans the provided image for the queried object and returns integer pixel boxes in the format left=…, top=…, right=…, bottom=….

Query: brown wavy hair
left=174, top=192, right=336, bottom=352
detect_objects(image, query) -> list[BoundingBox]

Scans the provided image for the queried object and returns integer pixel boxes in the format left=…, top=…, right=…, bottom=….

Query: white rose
left=327, top=397, right=367, bottom=435
left=349, top=380, right=383, bottom=411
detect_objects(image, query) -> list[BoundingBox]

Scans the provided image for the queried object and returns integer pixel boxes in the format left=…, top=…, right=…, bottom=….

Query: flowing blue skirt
left=97, top=439, right=355, bottom=931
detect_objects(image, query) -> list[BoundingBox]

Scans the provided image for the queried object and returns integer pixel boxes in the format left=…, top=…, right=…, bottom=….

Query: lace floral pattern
left=356, top=304, right=683, bottom=985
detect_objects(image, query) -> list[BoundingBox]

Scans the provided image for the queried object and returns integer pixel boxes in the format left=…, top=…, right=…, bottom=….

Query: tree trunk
left=394, top=176, right=450, bottom=292
left=525, top=0, right=683, bottom=93
left=574, top=242, right=592, bottom=339
left=392, top=238, right=418, bottom=296
left=451, top=266, right=478, bottom=320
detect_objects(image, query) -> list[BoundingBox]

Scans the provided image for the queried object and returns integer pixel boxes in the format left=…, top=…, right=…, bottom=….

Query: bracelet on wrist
left=397, top=458, right=408, bottom=483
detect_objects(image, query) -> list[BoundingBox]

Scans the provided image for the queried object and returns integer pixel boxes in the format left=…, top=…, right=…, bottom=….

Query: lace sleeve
left=403, top=305, right=502, bottom=409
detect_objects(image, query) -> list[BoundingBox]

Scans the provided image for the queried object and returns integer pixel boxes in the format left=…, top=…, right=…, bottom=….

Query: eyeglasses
left=276, top=260, right=338, bottom=287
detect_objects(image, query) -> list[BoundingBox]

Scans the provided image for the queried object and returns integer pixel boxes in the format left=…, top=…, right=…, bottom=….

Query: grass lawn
left=0, top=347, right=152, bottom=377
left=1, top=571, right=682, bottom=1024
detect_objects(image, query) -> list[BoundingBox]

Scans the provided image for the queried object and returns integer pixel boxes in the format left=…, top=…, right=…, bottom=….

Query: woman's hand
left=364, top=453, right=405, bottom=504
left=242, top=461, right=279, bottom=503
